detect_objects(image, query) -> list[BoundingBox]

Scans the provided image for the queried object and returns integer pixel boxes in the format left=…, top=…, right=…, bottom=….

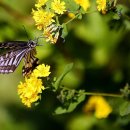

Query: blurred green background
left=0, top=0, right=130, bottom=130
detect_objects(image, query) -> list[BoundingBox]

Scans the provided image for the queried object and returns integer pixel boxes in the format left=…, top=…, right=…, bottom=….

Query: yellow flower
left=74, top=0, right=90, bottom=11
left=96, top=0, right=106, bottom=14
left=68, top=13, right=75, bottom=19
left=18, top=63, right=51, bottom=107
left=51, top=0, right=66, bottom=14
left=83, top=96, right=112, bottom=119
left=18, top=77, right=44, bottom=107
left=35, top=0, right=48, bottom=8
left=32, top=64, right=51, bottom=77
left=32, top=9, right=55, bottom=30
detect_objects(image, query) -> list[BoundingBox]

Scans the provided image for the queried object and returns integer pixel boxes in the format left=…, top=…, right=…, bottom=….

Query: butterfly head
left=28, top=40, right=37, bottom=48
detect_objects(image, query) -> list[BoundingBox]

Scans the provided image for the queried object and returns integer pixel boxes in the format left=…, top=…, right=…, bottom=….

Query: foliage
left=0, top=0, right=130, bottom=130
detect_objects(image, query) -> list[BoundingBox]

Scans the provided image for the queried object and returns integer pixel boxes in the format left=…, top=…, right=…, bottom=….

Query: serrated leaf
left=61, top=24, right=68, bottom=38
left=53, top=63, right=74, bottom=90
left=46, top=0, right=53, bottom=8
left=113, top=13, right=120, bottom=20
left=54, top=93, right=86, bottom=114
left=119, top=101, right=130, bottom=116
left=64, top=0, right=79, bottom=12
left=77, top=13, right=82, bottom=19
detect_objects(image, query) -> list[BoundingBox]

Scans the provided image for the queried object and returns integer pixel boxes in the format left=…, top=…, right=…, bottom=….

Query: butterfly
left=0, top=40, right=39, bottom=77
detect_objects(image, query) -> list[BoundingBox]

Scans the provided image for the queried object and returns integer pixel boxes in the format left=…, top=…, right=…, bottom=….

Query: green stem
left=123, top=14, right=130, bottom=21
left=56, top=16, right=59, bottom=24
left=0, top=1, right=32, bottom=24
left=61, top=86, right=122, bottom=98
left=64, top=10, right=97, bottom=25
left=84, top=92, right=122, bottom=98
left=64, top=13, right=80, bottom=25
left=114, top=0, right=118, bottom=7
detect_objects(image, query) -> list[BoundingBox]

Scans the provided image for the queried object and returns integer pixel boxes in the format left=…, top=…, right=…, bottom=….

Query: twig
left=0, top=1, right=33, bottom=24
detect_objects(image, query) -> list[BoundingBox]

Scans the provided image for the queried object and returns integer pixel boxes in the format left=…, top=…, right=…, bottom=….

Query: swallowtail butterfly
left=0, top=40, right=39, bottom=77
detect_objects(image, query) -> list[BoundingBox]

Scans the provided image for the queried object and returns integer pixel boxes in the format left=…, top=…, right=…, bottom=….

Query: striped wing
left=0, top=41, right=29, bottom=49
left=0, top=49, right=27, bottom=73
left=22, top=48, right=39, bottom=77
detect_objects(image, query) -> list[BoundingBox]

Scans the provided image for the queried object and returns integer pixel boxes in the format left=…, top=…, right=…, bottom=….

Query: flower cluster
left=74, top=0, right=90, bottom=11
left=51, top=0, right=66, bottom=14
left=32, top=0, right=66, bottom=44
left=96, top=0, right=106, bottom=14
left=32, top=0, right=108, bottom=44
left=83, top=96, right=112, bottom=119
left=32, top=9, right=55, bottom=30
left=18, top=64, right=51, bottom=107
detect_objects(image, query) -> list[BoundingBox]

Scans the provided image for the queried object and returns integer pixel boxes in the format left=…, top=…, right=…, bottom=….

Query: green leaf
left=77, top=13, right=82, bottom=20
left=53, top=63, right=74, bottom=90
left=64, top=0, right=79, bottom=12
left=113, top=13, right=121, bottom=20
left=120, top=84, right=130, bottom=100
left=54, top=93, right=86, bottom=114
left=119, top=101, right=130, bottom=116
left=61, top=24, right=68, bottom=38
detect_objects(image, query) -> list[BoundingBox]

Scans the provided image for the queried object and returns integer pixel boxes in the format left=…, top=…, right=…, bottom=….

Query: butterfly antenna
left=22, top=25, right=30, bottom=41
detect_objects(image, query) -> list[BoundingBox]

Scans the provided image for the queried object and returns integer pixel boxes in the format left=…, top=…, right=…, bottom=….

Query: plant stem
left=64, top=13, right=80, bottom=25
left=123, top=14, right=130, bottom=21
left=0, top=1, right=32, bottom=24
left=64, top=10, right=98, bottom=25
left=61, top=86, right=122, bottom=98
left=114, top=0, right=118, bottom=7
left=56, top=16, right=59, bottom=24
left=84, top=92, right=122, bottom=98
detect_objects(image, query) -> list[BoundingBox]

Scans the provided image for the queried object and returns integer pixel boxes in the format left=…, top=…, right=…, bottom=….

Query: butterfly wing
left=0, top=41, right=29, bottom=49
left=0, top=41, right=38, bottom=75
left=0, top=49, right=28, bottom=73
left=22, top=48, right=39, bottom=77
